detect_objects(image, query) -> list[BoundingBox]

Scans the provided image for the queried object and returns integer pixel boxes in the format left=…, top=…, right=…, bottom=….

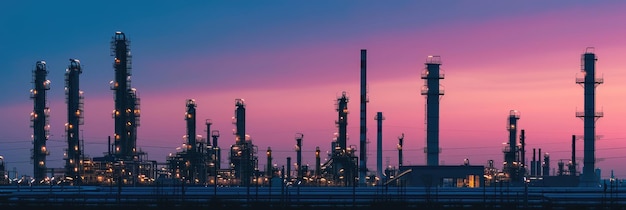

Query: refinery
left=0, top=31, right=624, bottom=209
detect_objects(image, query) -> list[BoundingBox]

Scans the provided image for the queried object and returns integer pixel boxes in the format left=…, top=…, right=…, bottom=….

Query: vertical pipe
left=295, top=133, right=303, bottom=182
left=315, top=146, right=321, bottom=179
left=286, top=157, right=291, bottom=181
left=211, top=130, right=220, bottom=169
left=267, top=147, right=272, bottom=177
left=398, top=133, right=404, bottom=167
left=519, top=129, right=526, bottom=171
left=422, top=56, right=444, bottom=166
left=359, top=49, right=368, bottom=186
left=375, top=112, right=384, bottom=179
left=571, top=135, right=576, bottom=176
left=205, top=119, right=212, bottom=146
left=108, top=136, right=112, bottom=156
left=531, top=148, right=536, bottom=176
left=538, top=148, right=542, bottom=177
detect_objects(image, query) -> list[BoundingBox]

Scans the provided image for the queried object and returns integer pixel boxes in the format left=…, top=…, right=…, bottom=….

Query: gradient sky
left=2, top=1, right=626, bottom=179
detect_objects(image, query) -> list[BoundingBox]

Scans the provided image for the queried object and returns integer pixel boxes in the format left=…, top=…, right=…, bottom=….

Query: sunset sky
left=2, top=1, right=626, bottom=179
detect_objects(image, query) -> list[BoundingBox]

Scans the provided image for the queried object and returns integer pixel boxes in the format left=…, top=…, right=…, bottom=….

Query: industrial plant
left=0, top=32, right=621, bottom=209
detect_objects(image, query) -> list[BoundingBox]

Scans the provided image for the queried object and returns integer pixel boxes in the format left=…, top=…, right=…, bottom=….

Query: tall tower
left=30, top=61, right=50, bottom=182
left=295, top=133, right=303, bottom=182
left=211, top=130, right=220, bottom=170
left=421, top=55, right=444, bottom=166
left=359, top=49, right=368, bottom=186
left=184, top=99, right=198, bottom=182
left=65, top=59, right=84, bottom=182
left=185, top=99, right=197, bottom=152
left=315, top=146, right=321, bottom=179
left=266, top=147, right=273, bottom=177
left=336, top=92, right=349, bottom=151
left=504, top=110, right=521, bottom=183
left=398, top=133, right=404, bottom=167
left=111, top=31, right=141, bottom=160
left=230, top=99, right=256, bottom=186
left=375, top=112, right=384, bottom=179
left=576, top=47, right=602, bottom=186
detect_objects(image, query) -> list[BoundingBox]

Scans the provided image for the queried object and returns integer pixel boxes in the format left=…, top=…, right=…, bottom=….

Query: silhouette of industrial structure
left=0, top=31, right=607, bottom=191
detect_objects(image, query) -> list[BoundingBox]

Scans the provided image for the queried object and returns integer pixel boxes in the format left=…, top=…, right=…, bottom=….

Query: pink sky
left=2, top=1, right=626, bottom=179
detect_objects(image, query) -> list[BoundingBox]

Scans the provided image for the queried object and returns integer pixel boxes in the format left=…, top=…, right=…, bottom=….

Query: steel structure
left=64, top=59, right=84, bottom=183
left=576, top=47, right=602, bottom=187
left=166, top=99, right=219, bottom=184
left=320, top=91, right=358, bottom=186
left=111, top=31, right=141, bottom=161
left=0, top=156, right=7, bottom=185
left=30, top=60, right=50, bottom=182
left=503, top=110, right=522, bottom=183
left=229, top=99, right=258, bottom=186
left=421, top=55, right=444, bottom=166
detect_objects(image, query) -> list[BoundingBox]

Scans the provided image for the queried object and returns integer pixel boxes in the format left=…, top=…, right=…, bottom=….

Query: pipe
left=375, top=112, right=384, bottom=179
left=359, top=49, right=368, bottom=186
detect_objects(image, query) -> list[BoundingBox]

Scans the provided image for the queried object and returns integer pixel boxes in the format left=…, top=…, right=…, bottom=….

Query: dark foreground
left=1, top=185, right=625, bottom=209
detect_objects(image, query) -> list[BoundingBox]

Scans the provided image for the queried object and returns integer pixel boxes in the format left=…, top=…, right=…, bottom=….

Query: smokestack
left=286, top=157, right=291, bottom=181
left=531, top=148, right=536, bottom=176
left=375, top=112, right=384, bottom=179
left=206, top=119, right=212, bottom=146
left=538, top=148, right=542, bottom=177
left=576, top=47, right=602, bottom=186
left=295, top=133, right=303, bottom=182
left=519, top=129, right=526, bottom=171
left=422, top=55, right=444, bottom=166
left=185, top=99, right=197, bottom=151
left=211, top=130, right=220, bottom=169
left=398, top=133, right=404, bottom=167
left=542, top=152, right=550, bottom=176
left=359, top=49, right=368, bottom=186
left=315, top=146, right=321, bottom=178
left=266, top=147, right=272, bottom=177
left=570, top=135, right=576, bottom=176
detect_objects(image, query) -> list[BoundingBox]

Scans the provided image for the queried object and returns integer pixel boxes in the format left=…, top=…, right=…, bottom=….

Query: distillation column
left=65, top=59, right=84, bottom=182
left=184, top=99, right=198, bottom=182
left=336, top=92, right=349, bottom=151
left=421, top=56, right=444, bottom=166
left=504, top=110, right=521, bottom=182
left=111, top=31, right=140, bottom=160
left=359, top=49, right=368, bottom=186
left=231, top=99, right=255, bottom=186
left=576, top=47, right=602, bottom=186
left=31, top=61, right=50, bottom=182
left=211, top=130, right=220, bottom=170
left=375, top=112, right=384, bottom=179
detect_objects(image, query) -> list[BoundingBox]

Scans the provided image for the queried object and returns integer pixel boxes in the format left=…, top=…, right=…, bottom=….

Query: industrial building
left=2, top=30, right=607, bottom=192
